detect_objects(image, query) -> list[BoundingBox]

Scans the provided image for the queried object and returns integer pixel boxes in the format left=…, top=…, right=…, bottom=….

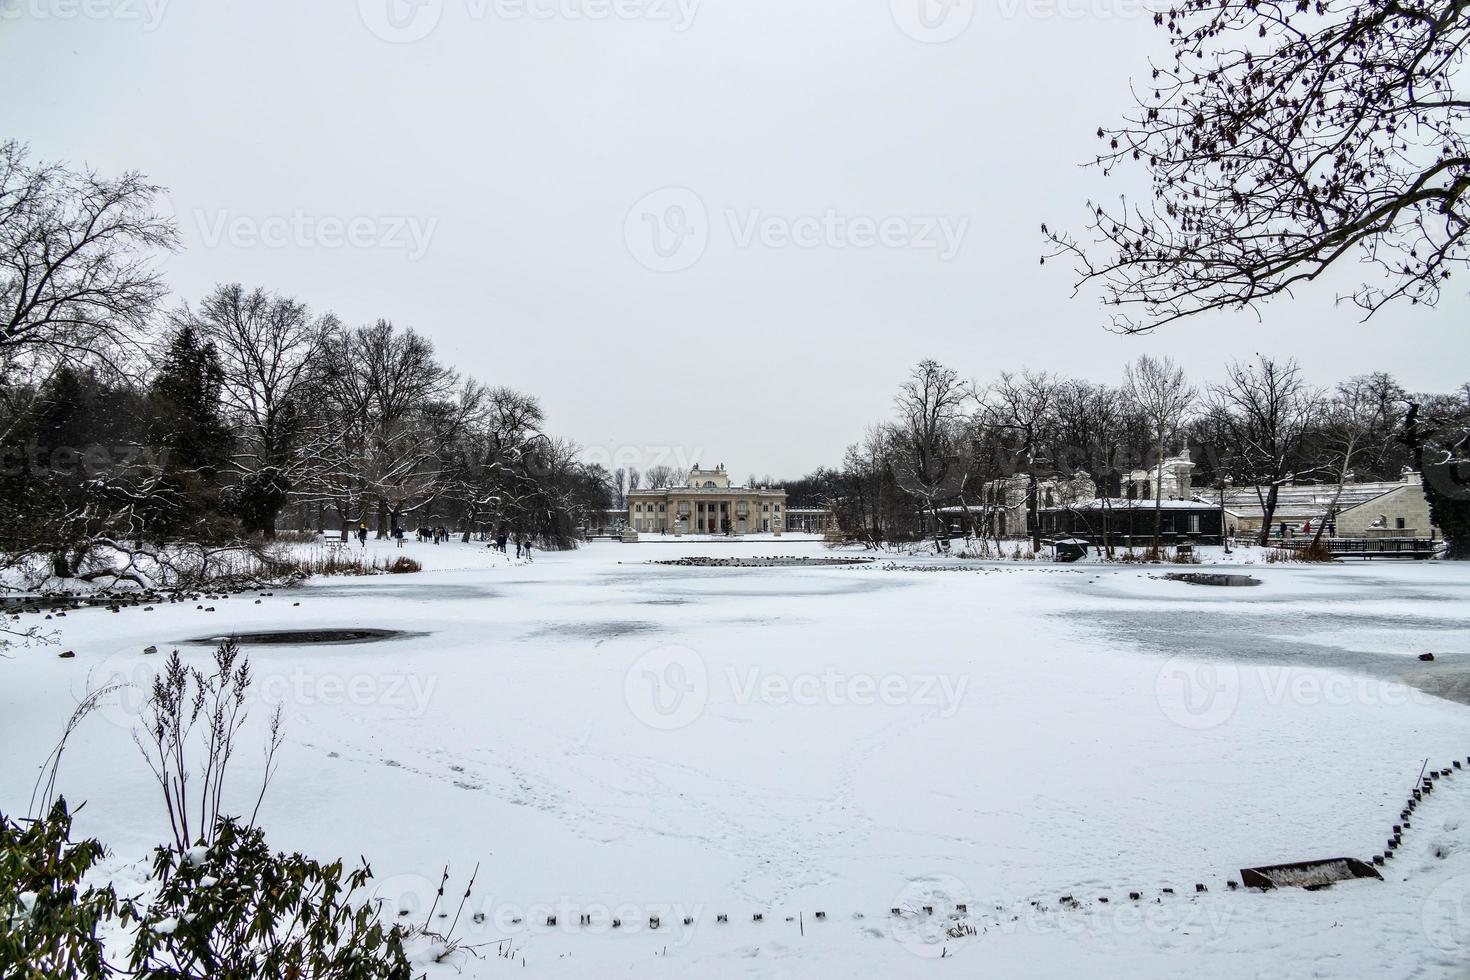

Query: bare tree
left=644, top=464, right=675, bottom=489
left=1124, top=355, right=1196, bottom=552
left=184, top=285, right=335, bottom=536
left=0, top=140, right=176, bottom=372
left=1311, top=376, right=1389, bottom=547
left=982, top=369, right=1058, bottom=549
left=1051, top=379, right=1143, bottom=556
left=1208, top=356, right=1323, bottom=546
left=1047, top=0, right=1469, bottom=332
left=889, top=359, right=972, bottom=551
left=310, top=320, right=475, bottom=536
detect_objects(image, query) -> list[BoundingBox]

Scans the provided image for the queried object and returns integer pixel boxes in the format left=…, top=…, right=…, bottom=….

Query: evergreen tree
left=146, top=324, right=232, bottom=476
left=144, top=326, right=234, bottom=540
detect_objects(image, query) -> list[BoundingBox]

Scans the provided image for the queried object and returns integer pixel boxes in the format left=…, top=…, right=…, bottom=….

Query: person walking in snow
left=357, top=522, right=368, bottom=547
left=496, top=531, right=507, bottom=553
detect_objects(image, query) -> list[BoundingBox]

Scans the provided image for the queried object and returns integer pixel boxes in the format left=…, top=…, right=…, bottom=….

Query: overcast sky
left=4, top=0, right=1466, bottom=478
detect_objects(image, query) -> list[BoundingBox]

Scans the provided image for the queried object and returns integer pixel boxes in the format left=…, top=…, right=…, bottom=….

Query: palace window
left=737, top=501, right=748, bottom=515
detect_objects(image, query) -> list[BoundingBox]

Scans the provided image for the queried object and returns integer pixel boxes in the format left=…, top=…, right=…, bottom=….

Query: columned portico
left=627, top=464, right=786, bottom=536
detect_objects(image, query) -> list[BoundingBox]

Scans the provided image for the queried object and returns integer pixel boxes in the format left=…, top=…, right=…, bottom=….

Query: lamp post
left=1220, top=475, right=1233, bottom=555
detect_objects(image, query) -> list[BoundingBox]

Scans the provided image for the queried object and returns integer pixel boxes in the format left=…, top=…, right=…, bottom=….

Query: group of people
left=345, top=521, right=534, bottom=559
left=486, top=532, right=532, bottom=560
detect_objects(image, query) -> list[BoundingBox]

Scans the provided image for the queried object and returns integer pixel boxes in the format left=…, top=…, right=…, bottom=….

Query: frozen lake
left=5, top=538, right=1470, bottom=978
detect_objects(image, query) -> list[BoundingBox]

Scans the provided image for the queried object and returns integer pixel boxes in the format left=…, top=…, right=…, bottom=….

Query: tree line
left=0, top=141, right=611, bottom=578
left=778, top=357, right=1470, bottom=556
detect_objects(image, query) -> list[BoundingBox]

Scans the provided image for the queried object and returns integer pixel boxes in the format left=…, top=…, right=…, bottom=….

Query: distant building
left=974, top=454, right=1198, bottom=538
left=627, top=464, right=787, bottom=535
left=785, top=506, right=835, bottom=534
left=1223, top=470, right=1439, bottom=539
left=1036, top=498, right=1240, bottom=546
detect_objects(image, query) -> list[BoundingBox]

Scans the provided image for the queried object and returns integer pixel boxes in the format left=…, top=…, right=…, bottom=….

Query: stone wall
left=1334, top=483, right=1438, bottom=538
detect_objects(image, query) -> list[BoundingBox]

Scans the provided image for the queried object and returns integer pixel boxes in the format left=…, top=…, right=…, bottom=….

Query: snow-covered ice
left=5, top=538, right=1470, bottom=977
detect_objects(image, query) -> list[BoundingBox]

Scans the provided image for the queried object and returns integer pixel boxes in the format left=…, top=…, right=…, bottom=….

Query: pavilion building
left=627, top=464, right=787, bottom=535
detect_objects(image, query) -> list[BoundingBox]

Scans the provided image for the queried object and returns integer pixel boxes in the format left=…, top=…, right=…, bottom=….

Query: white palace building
left=627, top=464, right=787, bottom=536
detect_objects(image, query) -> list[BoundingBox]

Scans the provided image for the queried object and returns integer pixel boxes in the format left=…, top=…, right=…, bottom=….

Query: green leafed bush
left=128, top=817, right=412, bottom=980
left=0, top=799, right=121, bottom=980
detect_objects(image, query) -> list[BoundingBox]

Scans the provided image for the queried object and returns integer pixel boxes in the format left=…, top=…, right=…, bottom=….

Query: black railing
left=1277, top=537, right=1438, bottom=558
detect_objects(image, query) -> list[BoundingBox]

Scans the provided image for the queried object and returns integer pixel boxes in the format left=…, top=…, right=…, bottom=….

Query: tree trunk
left=1312, top=457, right=1350, bottom=549
left=1028, top=472, right=1042, bottom=550
left=1258, top=484, right=1280, bottom=547
left=1152, top=444, right=1165, bottom=554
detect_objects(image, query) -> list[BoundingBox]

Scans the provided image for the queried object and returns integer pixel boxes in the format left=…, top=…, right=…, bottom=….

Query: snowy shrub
left=0, top=799, right=122, bottom=980
left=1265, top=543, right=1334, bottom=563
left=127, top=818, right=412, bottom=980
left=269, top=549, right=423, bottom=578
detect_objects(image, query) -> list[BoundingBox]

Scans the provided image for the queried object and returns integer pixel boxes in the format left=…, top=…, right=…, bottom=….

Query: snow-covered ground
left=5, top=538, right=1470, bottom=977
